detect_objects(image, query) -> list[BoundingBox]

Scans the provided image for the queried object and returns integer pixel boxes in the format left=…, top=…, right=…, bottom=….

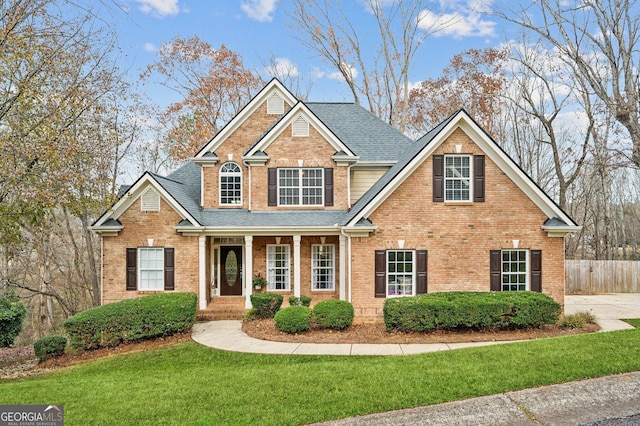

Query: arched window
left=219, top=162, right=242, bottom=205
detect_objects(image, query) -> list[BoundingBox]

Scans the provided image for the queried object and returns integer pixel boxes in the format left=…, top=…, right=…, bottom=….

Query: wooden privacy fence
left=565, top=260, right=640, bottom=294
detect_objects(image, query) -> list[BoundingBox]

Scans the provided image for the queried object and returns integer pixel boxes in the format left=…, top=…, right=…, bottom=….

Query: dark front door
left=220, top=246, right=243, bottom=296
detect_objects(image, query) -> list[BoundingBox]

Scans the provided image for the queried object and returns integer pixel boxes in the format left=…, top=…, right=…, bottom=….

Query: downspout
left=340, top=227, right=352, bottom=303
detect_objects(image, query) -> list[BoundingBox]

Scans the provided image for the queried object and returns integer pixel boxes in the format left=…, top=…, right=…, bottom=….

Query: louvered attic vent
left=267, top=92, right=284, bottom=115
left=292, top=115, right=309, bottom=137
left=141, top=188, right=160, bottom=211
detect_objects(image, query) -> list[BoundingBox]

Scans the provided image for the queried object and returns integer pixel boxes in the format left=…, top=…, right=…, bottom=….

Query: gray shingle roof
left=306, top=103, right=413, bottom=162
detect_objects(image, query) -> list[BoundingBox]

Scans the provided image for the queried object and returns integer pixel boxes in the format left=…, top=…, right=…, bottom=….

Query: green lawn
left=2, top=321, right=640, bottom=425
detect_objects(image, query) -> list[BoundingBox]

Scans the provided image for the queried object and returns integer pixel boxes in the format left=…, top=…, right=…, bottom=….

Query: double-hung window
left=387, top=250, right=415, bottom=297
left=501, top=249, right=528, bottom=291
left=445, top=155, right=471, bottom=201
left=220, top=162, right=242, bottom=205
left=278, top=168, right=323, bottom=206
left=267, top=245, right=290, bottom=290
left=139, top=247, right=165, bottom=290
left=312, top=244, right=334, bottom=290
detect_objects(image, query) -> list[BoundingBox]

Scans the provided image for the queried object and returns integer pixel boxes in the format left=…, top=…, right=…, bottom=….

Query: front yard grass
left=1, top=321, right=640, bottom=425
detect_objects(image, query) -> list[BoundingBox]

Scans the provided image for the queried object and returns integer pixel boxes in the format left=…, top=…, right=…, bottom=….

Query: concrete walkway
left=192, top=294, right=640, bottom=356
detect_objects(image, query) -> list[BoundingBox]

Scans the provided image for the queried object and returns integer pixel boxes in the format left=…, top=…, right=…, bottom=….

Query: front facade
left=92, top=79, right=580, bottom=322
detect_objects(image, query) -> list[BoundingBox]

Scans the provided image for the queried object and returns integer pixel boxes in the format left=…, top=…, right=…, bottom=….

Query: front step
left=197, top=297, right=246, bottom=321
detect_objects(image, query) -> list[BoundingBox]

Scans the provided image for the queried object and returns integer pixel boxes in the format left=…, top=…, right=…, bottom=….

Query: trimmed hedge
left=250, top=293, right=283, bottom=318
left=384, top=291, right=561, bottom=332
left=288, top=296, right=312, bottom=307
left=0, top=291, right=27, bottom=347
left=64, top=292, right=197, bottom=350
left=34, top=336, right=67, bottom=362
left=313, top=300, right=354, bottom=330
left=274, top=306, right=312, bottom=333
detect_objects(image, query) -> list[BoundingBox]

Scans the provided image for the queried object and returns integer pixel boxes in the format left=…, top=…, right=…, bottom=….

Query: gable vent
left=141, top=188, right=160, bottom=211
left=292, top=115, right=309, bottom=137
left=267, top=92, right=284, bottom=115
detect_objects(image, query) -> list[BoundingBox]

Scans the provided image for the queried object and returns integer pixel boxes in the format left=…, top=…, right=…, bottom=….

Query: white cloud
left=143, top=42, right=157, bottom=52
left=264, top=58, right=299, bottom=78
left=328, top=63, right=358, bottom=82
left=419, top=0, right=496, bottom=39
left=133, top=0, right=180, bottom=16
left=241, top=0, right=279, bottom=22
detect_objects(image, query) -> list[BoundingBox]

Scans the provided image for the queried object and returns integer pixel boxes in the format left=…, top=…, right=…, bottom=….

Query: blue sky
left=110, top=0, right=512, bottom=106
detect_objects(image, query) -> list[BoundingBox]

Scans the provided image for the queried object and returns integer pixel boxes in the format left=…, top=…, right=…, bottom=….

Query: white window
left=292, top=115, right=309, bottom=137
left=278, top=168, right=323, bottom=206
left=312, top=244, right=334, bottom=290
left=387, top=250, right=415, bottom=297
left=141, top=188, right=160, bottom=211
left=502, top=249, right=528, bottom=291
left=267, top=92, right=284, bottom=115
left=139, top=248, right=164, bottom=290
left=445, top=155, right=471, bottom=201
left=267, top=245, right=290, bottom=290
left=219, top=162, right=242, bottom=205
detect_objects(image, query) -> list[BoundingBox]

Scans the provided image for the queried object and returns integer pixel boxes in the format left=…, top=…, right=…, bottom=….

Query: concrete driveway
left=565, top=293, right=640, bottom=331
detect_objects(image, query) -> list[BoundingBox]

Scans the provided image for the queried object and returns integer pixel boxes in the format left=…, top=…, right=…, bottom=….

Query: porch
left=196, top=234, right=349, bottom=312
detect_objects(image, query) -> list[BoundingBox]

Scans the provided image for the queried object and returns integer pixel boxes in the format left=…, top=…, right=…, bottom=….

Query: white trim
left=339, top=234, right=347, bottom=301
left=444, top=154, right=472, bottom=202
left=266, top=244, right=291, bottom=291
left=386, top=249, right=416, bottom=297
left=346, top=110, right=579, bottom=229
left=311, top=244, right=335, bottom=291
left=500, top=249, right=529, bottom=291
left=138, top=247, right=164, bottom=291
left=219, top=162, right=243, bottom=206
left=244, top=236, right=253, bottom=309
left=293, top=235, right=301, bottom=297
left=245, top=102, right=357, bottom=158
left=92, top=173, right=200, bottom=229
left=195, top=79, right=297, bottom=158
left=199, top=236, right=207, bottom=309
left=277, top=168, right=324, bottom=206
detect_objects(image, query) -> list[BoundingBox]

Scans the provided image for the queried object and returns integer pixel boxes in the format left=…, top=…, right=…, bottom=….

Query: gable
left=345, top=110, right=579, bottom=234
left=91, top=173, right=201, bottom=234
left=195, top=79, right=298, bottom=159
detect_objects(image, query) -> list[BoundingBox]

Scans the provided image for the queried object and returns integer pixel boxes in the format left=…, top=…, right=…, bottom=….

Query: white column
left=293, top=235, right=301, bottom=298
left=198, top=236, right=207, bottom=310
left=339, top=234, right=347, bottom=301
left=244, top=235, right=253, bottom=309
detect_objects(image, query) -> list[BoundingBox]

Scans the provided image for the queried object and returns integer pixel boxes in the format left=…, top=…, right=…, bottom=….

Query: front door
left=220, top=246, right=243, bottom=296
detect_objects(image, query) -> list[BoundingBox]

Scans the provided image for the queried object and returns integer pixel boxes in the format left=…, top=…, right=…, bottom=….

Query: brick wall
left=101, top=196, right=199, bottom=304
left=349, top=128, right=566, bottom=322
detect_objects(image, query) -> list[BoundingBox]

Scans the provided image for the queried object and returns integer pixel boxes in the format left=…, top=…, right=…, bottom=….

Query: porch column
left=339, top=234, right=346, bottom=301
left=293, top=235, right=301, bottom=298
left=198, top=236, right=207, bottom=310
left=244, top=235, right=253, bottom=309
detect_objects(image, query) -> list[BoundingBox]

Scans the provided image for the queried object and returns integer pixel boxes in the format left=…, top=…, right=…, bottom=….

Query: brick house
left=91, top=79, right=580, bottom=322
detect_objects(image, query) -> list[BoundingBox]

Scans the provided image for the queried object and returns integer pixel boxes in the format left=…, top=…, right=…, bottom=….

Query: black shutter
left=324, top=168, right=334, bottom=206
left=473, top=155, right=485, bottom=202
left=433, top=155, right=444, bottom=202
left=268, top=168, right=277, bottom=206
left=530, top=250, right=542, bottom=292
left=416, top=250, right=428, bottom=294
left=126, top=248, right=137, bottom=291
left=164, top=248, right=175, bottom=291
left=490, top=250, right=501, bottom=291
left=375, top=250, right=386, bottom=298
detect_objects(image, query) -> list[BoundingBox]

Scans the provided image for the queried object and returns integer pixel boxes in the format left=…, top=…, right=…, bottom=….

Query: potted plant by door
left=252, top=273, right=267, bottom=291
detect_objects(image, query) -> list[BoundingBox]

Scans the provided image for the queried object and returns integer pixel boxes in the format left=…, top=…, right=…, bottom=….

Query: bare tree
left=495, top=0, right=640, bottom=167
left=289, top=0, right=449, bottom=132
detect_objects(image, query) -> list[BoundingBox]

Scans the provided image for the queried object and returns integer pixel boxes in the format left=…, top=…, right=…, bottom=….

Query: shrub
left=558, top=311, right=597, bottom=329
left=64, top=292, right=197, bottom=350
left=250, top=293, right=283, bottom=319
left=288, top=296, right=312, bottom=307
left=313, top=300, right=354, bottom=330
left=34, top=336, right=67, bottom=362
left=274, top=306, right=312, bottom=333
left=384, top=291, right=561, bottom=332
left=243, top=308, right=258, bottom=322
left=0, top=291, right=27, bottom=347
